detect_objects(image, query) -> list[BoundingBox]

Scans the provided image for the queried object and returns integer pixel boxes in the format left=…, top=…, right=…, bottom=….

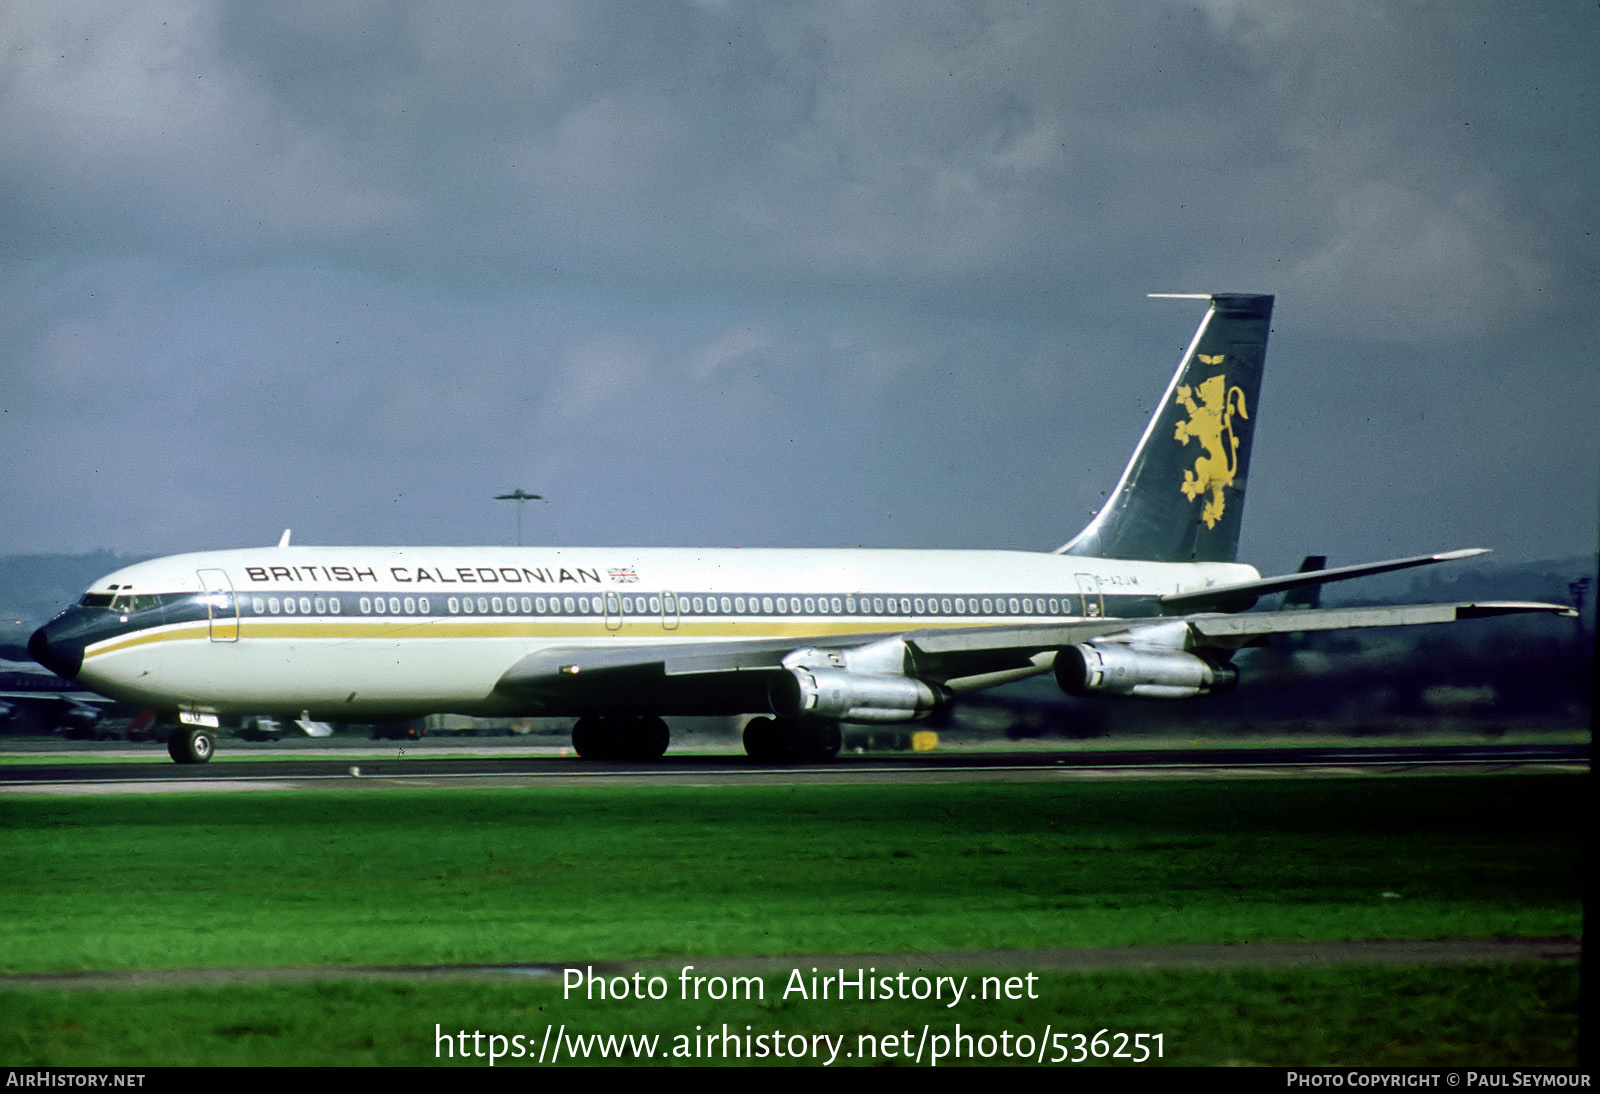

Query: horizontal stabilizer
left=1160, top=549, right=1490, bottom=614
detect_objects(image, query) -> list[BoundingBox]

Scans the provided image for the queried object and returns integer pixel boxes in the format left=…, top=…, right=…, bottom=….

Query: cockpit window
left=86, top=591, right=168, bottom=613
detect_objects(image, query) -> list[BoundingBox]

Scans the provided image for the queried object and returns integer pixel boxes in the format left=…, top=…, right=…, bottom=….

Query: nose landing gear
left=167, top=727, right=214, bottom=764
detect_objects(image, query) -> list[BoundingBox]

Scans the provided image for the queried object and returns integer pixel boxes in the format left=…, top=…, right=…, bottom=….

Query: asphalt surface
left=0, top=741, right=1587, bottom=791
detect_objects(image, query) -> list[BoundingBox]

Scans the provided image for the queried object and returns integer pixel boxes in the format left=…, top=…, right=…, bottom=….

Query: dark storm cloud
left=2, top=2, right=1595, bottom=568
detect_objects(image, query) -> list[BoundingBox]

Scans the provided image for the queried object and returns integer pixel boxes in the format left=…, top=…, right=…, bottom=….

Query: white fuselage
left=66, top=546, right=1258, bottom=719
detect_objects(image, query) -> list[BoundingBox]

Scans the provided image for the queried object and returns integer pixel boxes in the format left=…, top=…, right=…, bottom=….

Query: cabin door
left=198, top=569, right=239, bottom=642
left=1075, top=574, right=1105, bottom=619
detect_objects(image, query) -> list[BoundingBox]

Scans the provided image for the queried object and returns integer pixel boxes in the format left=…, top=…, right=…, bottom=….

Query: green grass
left=0, top=773, right=1584, bottom=1065
left=1, top=776, right=1583, bottom=973
left=1, top=965, right=1579, bottom=1066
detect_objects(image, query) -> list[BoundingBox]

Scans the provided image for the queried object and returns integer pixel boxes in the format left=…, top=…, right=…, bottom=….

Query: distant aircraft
left=29, top=294, right=1575, bottom=764
left=0, top=659, right=116, bottom=737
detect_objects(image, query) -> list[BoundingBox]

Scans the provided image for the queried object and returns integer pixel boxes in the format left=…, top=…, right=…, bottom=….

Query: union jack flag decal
left=608, top=567, right=639, bottom=583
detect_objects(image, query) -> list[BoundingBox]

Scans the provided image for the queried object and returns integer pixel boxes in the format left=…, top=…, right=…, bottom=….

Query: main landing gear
left=566, top=714, right=844, bottom=763
left=167, top=727, right=214, bottom=765
left=570, top=715, right=671, bottom=761
left=741, top=716, right=842, bottom=763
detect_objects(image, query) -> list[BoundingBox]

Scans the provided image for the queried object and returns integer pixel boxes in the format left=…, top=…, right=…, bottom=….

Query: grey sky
left=4, top=1, right=1596, bottom=576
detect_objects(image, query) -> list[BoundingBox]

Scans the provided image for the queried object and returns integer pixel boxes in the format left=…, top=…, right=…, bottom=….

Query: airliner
left=28, top=293, right=1575, bottom=764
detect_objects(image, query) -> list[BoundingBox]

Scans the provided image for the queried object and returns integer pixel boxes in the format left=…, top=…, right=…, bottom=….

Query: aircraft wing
left=494, top=599, right=1575, bottom=706
left=1183, top=600, right=1577, bottom=644
left=495, top=620, right=1130, bottom=693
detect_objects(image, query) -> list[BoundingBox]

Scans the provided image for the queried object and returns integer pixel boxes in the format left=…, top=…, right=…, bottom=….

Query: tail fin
left=1059, top=293, right=1273, bottom=563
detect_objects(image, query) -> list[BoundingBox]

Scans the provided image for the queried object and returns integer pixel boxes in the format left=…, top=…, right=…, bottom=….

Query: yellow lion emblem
left=1173, top=355, right=1248, bottom=529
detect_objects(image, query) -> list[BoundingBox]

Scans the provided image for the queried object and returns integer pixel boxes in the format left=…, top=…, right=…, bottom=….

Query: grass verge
left=1, top=965, right=1579, bottom=1066
left=0, top=773, right=1583, bottom=1065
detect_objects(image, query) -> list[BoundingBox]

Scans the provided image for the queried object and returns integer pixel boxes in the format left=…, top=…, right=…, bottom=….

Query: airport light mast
left=495, top=489, right=544, bottom=546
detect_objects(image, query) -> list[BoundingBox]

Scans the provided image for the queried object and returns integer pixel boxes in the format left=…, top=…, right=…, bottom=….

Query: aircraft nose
left=29, top=621, right=84, bottom=680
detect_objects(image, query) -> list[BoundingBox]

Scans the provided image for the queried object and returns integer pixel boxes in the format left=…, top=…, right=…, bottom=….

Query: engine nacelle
left=1054, top=643, right=1238, bottom=700
left=769, top=667, right=945, bottom=723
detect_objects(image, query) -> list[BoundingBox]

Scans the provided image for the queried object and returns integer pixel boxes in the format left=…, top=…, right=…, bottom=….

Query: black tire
left=571, top=716, right=607, bottom=760
left=635, top=716, right=670, bottom=761
left=168, top=728, right=213, bottom=765
left=806, top=720, right=842, bottom=761
left=742, top=716, right=780, bottom=762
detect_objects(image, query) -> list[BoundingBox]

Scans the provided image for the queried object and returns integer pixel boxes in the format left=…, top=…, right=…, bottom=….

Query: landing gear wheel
left=806, top=720, right=842, bottom=761
left=573, top=716, right=672, bottom=760
left=632, top=716, right=670, bottom=761
left=571, top=716, right=608, bottom=760
left=167, top=728, right=213, bottom=765
left=744, top=716, right=840, bottom=763
left=742, top=716, right=780, bottom=762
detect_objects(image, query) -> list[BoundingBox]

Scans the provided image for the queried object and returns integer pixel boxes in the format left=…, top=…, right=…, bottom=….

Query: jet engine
left=1054, top=643, right=1238, bottom=700
left=769, top=666, right=946, bottom=723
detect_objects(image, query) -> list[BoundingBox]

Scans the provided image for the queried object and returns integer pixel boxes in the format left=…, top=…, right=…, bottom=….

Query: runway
left=0, top=741, right=1586, bottom=793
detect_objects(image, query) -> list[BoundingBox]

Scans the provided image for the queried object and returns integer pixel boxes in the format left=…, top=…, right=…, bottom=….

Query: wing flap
left=1188, top=600, right=1576, bottom=643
